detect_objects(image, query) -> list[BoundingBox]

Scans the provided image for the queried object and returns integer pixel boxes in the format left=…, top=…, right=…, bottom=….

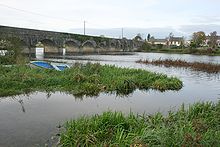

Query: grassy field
left=0, top=63, right=182, bottom=97
left=60, top=101, right=220, bottom=146
left=137, top=59, right=220, bottom=74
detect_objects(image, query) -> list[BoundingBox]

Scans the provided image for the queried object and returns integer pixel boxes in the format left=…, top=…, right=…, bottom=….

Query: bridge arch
left=116, top=40, right=121, bottom=47
left=39, top=39, right=59, bottom=54
left=64, top=39, right=81, bottom=54
left=81, top=40, right=97, bottom=53
left=98, top=41, right=106, bottom=48
left=82, top=40, right=96, bottom=48
left=19, top=39, right=30, bottom=54
left=109, top=39, right=117, bottom=51
left=97, top=41, right=107, bottom=53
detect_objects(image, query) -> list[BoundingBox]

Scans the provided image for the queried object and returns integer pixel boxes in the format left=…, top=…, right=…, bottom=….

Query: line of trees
left=190, top=31, right=219, bottom=48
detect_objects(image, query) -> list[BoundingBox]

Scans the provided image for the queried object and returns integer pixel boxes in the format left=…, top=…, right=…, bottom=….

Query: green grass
left=0, top=63, right=182, bottom=97
left=60, top=101, right=220, bottom=146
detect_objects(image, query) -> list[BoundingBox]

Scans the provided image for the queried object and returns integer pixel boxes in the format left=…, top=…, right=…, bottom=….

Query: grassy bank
left=60, top=101, right=220, bottom=146
left=0, top=63, right=182, bottom=97
left=136, top=59, right=220, bottom=73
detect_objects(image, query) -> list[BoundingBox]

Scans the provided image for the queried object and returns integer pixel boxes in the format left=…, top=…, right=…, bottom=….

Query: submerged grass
left=0, top=63, right=182, bottom=97
left=137, top=59, right=220, bottom=74
left=60, top=101, right=220, bottom=146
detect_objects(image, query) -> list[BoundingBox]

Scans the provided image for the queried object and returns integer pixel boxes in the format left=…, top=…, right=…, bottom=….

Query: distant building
left=204, top=36, right=220, bottom=47
left=149, top=38, right=167, bottom=45
left=149, top=36, right=184, bottom=47
left=168, top=37, right=184, bottom=46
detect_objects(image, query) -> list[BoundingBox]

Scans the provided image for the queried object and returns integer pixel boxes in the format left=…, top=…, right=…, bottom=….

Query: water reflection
left=1, top=52, right=220, bottom=146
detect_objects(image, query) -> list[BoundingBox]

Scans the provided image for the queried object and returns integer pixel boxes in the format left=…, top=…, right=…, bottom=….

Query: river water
left=0, top=52, right=220, bottom=146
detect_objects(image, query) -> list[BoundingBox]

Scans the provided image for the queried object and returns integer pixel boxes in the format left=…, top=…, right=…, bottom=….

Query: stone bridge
left=0, top=25, right=143, bottom=55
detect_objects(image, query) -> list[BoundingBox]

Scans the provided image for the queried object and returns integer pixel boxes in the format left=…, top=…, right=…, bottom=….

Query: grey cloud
left=178, top=24, right=220, bottom=35
left=70, top=27, right=184, bottom=39
left=190, top=16, right=220, bottom=24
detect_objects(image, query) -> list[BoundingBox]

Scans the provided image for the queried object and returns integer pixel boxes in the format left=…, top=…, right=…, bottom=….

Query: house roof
left=169, top=37, right=184, bottom=42
left=149, top=38, right=167, bottom=42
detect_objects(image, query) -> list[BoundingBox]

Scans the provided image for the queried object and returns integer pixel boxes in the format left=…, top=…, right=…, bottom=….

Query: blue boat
left=56, top=65, right=70, bottom=71
left=30, top=61, right=70, bottom=71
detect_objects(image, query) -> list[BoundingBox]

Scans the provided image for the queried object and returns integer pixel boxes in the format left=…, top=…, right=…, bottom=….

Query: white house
left=149, top=38, right=167, bottom=45
left=149, top=36, right=184, bottom=47
left=168, top=37, right=184, bottom=46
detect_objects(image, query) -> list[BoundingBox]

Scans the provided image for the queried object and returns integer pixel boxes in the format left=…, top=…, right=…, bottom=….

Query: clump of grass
left=60, top=101, right=220, bottom=146
left=0, top=63, right=182, bottom=97
left=137, top=59, right=220, bottom=73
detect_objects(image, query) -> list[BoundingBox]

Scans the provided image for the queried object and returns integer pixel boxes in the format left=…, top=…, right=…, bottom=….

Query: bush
left=156, top=44, right=163, bottom=49
left=140, top=42, right=152, bottom=51
left=190, top=42, right=197, bottom=49
left=0, top=37, right=26, bottom=65
left=170, top=45, right=178, bottom=49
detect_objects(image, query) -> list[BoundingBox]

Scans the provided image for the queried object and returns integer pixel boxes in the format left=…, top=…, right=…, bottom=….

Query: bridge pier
left=35, top=42, right=44, bottom=59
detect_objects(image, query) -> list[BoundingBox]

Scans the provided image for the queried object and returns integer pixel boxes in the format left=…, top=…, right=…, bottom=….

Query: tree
left=191, top=31, right=206, bottom=47
left=168, top=32, right=174, bottom=39
left=208, top=31, right=218, bottom=48
left=133, top=33, right=143, bottom=41
left=0, top=40, right=12, bottom=50
left=167, top=32, right=174, bottom=47
left=147, top=34, right=151, bottom=42
left=0, top=37, right=24, bottom=64
left=141, top=42, right=152, bottom=51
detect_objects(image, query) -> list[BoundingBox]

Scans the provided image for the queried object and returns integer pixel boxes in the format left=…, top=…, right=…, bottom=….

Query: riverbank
left=140, top=48, right=220, bottom=56
left=60, top=101, right=220, bottom=146
left=136, top=59, right=220, bottom=73
left=0, top=63, right=182, bottom=97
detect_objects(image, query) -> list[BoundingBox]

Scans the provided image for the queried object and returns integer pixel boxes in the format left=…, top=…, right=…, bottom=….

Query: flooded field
left=0, top=52, right=220, bottom=146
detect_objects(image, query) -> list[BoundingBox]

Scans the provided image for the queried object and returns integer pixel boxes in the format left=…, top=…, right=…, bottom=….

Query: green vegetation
left=63, top=33, right=111, bottom=44
left=140, top=47, right=220, bottom=56
left=0, top=63, right=182, bottom=97
left=60, top=101, right=220, bottom=146
left=137, top=59, right=220, bottom=73
left=191, top=31, right=206, bottom=48
left=0, top=37, right=27, bottom=65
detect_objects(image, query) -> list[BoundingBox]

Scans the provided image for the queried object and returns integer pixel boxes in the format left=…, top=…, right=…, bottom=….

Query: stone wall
left=0, top=25, right=143, bottom=55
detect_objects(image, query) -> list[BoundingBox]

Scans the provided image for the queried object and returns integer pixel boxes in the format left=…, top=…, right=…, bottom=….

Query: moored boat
left=30, top=61, right=70, bottom=71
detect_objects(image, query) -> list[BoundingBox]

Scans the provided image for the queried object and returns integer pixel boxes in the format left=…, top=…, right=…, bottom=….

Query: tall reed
left=60, top=101, right=220, bottom=146
left=137, top=59, right=220, bottom=73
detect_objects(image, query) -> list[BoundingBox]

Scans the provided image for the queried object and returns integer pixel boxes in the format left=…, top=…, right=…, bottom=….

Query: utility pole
left=122, top=28, right=124, bottom=39
left=84, top=20, right=86, bottom=35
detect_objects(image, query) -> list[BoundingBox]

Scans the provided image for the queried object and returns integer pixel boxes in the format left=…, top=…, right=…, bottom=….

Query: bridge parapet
left=0, top=25, right=141, bottom=54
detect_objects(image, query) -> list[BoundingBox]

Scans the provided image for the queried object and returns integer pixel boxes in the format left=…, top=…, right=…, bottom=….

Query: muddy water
left=0, top=52, right=220, bottom=146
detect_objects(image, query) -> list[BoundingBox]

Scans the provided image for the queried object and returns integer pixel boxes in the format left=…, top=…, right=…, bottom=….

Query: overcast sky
left=0, top=0, right=220, bottom=39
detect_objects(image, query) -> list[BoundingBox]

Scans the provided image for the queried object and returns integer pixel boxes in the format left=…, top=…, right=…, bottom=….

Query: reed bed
left=0, top=63, right=182, bottom=97
left=60, top=101, right=220, bottom=146
left=137, top=59, right=220, bottom=73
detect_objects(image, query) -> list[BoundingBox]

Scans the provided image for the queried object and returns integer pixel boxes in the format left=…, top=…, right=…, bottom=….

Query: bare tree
left=208, top=31, right=218, bottom=48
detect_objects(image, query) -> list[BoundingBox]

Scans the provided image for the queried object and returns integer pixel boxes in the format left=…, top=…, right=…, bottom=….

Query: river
left=0, top=52, right=220, bottom=146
